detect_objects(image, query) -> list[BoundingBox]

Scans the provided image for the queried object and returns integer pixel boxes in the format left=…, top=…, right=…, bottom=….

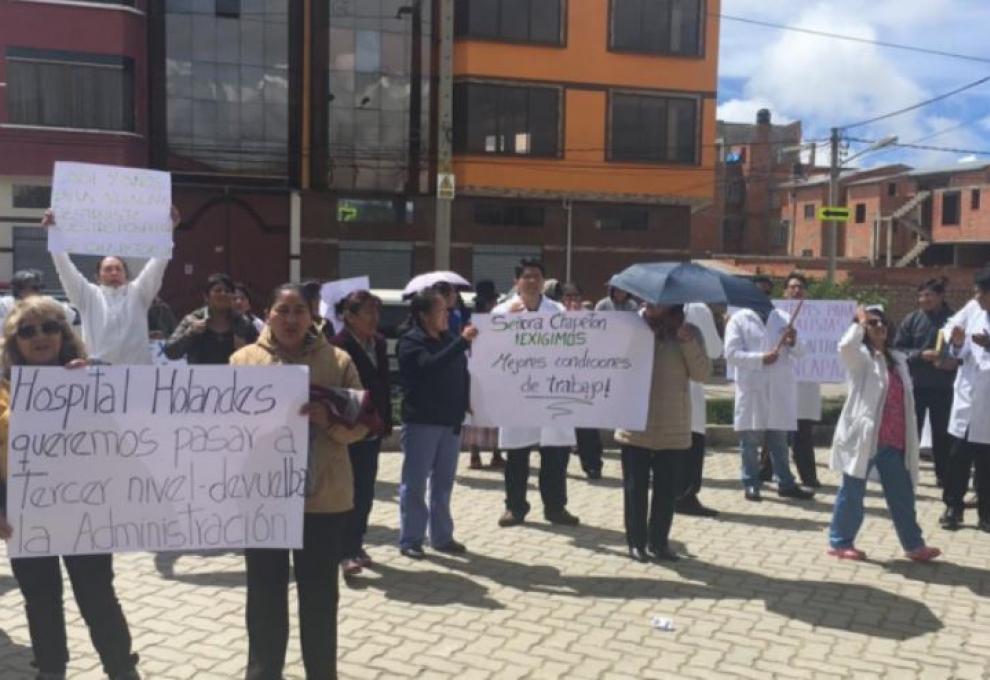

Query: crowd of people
left=0, top=206, right=987, bottom=678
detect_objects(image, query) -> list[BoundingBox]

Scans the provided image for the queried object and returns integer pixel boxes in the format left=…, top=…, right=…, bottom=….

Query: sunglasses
left=865, top=319, right=886, bottom=328
left=16, top=320, right=61, bottom=340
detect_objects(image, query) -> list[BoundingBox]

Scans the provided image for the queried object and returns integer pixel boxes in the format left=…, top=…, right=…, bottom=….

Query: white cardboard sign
left=49, top=161, right=174, bottom=259
left=773, top=299, right=857, bottom=383
left=468, top=311, right=655, bottom=429
left=5, top=365, right=309, bottom=558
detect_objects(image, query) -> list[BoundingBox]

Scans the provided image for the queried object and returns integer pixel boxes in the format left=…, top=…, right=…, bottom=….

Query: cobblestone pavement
left=2, top=447, right=989, bottom=679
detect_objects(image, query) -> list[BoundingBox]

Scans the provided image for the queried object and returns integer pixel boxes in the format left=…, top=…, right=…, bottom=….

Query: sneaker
left=400, top=545, right=425, bottom=559
left=906, top=546, right=941, bottom=562
left=675, top=496, right=719, bottom=517
left=648, top=545, right=681, bottom=562
left=356, top=549, right=373, bottom=568
left=939, top=509, right=962, bottom=530
left=744, top=487, right=762, bottom=502
left=434, top=540, right=467, bottom=554
left=498, top=510, right=525, bottom=527
left=341, top=558, right=363, bottom=576
left=778, top=485, right=815, bottom=500
left=545, top=508, right=580, bottom=526
left=827, top=547, right=866, bottom=561
left=628, top=546, right=649, bottom=563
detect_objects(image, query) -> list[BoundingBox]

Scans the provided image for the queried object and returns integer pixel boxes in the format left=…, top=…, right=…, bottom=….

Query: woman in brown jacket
left=615, top=304, right=711, bottom=563
left=230, top=283, right=366, bottom=680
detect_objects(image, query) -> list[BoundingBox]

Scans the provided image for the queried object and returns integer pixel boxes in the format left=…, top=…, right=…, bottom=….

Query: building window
left=337, top=198, right=414, bottom=225
left=6, top=48, right=134, bottom=131
left=453, top=82, right=560, bottom=156
left=774, top=220, right=790, bottom=248
left=12, top=185, right=52, bottom=209
left=595, top=206, right=649, bottom=231
left=455, top=0, right=564, bottom=45
left=972, top=188, right=981, bottom=211
left=854, top=203, right=866, bottom=224
left=610, top=0, right=703, bottom=56
left=942, top=191, right=961, bottom=226
left=609, top=92, right=697, bottom=164
left=887, top=182, right=897, bottom=197
left=475, top=203, right=546, bottom=227
left=803, top=203, right=816, bottom=220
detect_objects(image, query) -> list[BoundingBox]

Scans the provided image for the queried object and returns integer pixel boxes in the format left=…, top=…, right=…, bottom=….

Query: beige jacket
left=230, top=327, right=367, bottom=514
left=615, top=328, right=711, bottom=451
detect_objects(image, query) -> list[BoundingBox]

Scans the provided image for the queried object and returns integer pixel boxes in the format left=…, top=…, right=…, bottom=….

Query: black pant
left=943, top=435, right=990, bottom=522
left=792, top=419, right=819, bottom=485
left=504, top=446, right=570, bottom=517
left=575, top=429, right=603, bottom=474
left=680, top=433, right=706, bottom=499
left=10, top=554, right=136, bottom=677
left=620, top=446, right=683, bottom=550
left=344, top=438, right=381, bottom=558
left=245, top=512, right=345, bottom=680
left=914, top=386, right=954, bottom=483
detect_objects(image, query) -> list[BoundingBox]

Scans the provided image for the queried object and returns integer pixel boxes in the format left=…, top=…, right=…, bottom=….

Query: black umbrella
left=608, top=262, right=773, bottom=314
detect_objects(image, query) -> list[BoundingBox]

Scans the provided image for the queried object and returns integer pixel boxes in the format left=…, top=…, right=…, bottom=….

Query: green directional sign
left=337, top=204, right=359, bottom=222
left=817, top=206, right=850, bottom=221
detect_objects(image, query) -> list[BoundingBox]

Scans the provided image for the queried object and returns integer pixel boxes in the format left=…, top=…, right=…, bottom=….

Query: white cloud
left=716, top=98, right=792, bottom=124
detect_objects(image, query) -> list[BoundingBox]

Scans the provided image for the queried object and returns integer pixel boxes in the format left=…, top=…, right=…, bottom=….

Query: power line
left=718, top=13, right=990, bottom=65
left=840, top=74, right=990, bottom=130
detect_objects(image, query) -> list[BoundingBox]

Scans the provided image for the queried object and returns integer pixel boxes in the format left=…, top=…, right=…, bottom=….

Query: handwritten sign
left=468, top=311, right=654, bottom=429
left=5, top=365, right=309, bottom=558
left=49, top=162, right=174, bottom=258
left=773, top=299, right=857, bottom=383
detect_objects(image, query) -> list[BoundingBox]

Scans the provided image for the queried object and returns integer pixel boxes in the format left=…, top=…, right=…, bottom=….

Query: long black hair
left=861, top=307, right=896, bottom=370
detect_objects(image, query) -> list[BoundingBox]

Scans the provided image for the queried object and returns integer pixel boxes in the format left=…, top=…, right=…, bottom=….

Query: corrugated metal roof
left=904, top=160, right=990, bottom=177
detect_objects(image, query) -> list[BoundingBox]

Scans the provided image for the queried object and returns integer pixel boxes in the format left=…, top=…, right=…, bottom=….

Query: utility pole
left=405, top=0, right=422, bottom=196
left=826, top=127, right=841, bottom=283
left=434, top=0, right=454, bottom=269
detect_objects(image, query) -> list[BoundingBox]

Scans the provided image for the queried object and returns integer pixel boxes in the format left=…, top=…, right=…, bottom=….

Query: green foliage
left=772, top=277, right=889, bottom=307
left=706, top=397, right=844, bottom=426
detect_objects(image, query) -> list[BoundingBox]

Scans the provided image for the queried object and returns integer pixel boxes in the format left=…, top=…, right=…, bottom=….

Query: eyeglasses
left=16, top=320, right=61, bottom=340
left=865, top=319, right=886, bottom=328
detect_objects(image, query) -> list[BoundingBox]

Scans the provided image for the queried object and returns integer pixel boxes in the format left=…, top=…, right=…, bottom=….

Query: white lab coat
left=947, top=306, right=990, bottom=444
left=491, top=294, right=577, bottom=449
left=52, top=252, right=169, bottom=365
left=724, top=308, right=804, bottom=432
left=830, top=324, right=920, bottom=485
left=685, top=303, right=723, bottom=435
left=797, top=382, right=823, bottom=421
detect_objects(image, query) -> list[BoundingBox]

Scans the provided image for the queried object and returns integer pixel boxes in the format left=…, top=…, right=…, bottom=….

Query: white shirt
left=52, top=252, right=169, bottom=365
left=491, top=294, right=577, bottom=449
left=724, top=308, right=804, bottom=432
left=685, top=303, right=723, bottom=435
left=948, top=305, right=990, bottom=444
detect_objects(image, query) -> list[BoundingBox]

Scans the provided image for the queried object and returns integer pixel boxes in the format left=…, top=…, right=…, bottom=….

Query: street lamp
left=826, top=131, right=899, bottom=282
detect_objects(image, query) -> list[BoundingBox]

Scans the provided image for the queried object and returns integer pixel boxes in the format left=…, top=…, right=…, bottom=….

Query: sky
left=716, top=0, right=990, bottom=170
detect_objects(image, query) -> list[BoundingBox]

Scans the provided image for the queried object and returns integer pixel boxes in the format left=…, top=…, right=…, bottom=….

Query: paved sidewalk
left=1, top=447, right=988, bottom=679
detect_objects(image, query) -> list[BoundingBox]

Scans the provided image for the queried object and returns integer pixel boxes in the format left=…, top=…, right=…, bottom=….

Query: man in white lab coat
left=494, top=259, right=580, bottom=528
left=942, top=269, right=990, bottom=531
left=725, top=277, right=815, bottom=502
left=676, top=302, right=723, bottom=517
left=784, top=273, right=822, bottom=487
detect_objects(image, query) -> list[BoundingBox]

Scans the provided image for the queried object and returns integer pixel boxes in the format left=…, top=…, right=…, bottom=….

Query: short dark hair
left=233, top=282, right=254, bottom=305
left=95, top=256, right=131, bottom=279
left=514, top=258, right=546, bottom=279
left=785, top=272, right=808, bottom=288
left=976, top=267, right=990, bottom=293
left=300, top=280, right=323, bottom=305
left=203, top=272, right=235, bottom=296
left=917, top=277, right=947, bottom=295
left=335, top=290, right=382, bottom=318
left=11, top=269, right=44, bottom=298
left=269, top=282, right=308, bottom=309
left=407, top=289, right=444, bottom=329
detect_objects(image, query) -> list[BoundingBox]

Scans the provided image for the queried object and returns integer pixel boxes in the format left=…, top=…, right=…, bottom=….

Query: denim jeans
left=399, top=424, right=461, bottom=549
left=344, top=438, right=382, bottom=558
left=829, top=446, right=925, bottom=552
left=740, top=430, right=796, bottom=490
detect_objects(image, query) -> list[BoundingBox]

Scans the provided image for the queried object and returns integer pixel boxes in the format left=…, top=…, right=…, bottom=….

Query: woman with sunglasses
left=828, top=305, right=941, bottom=562
left=0, top=297, right=142, bottom=680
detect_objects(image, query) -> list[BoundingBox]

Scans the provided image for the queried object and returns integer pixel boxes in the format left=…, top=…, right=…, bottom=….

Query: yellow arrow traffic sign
left=817, top=206, right=850, bottom=221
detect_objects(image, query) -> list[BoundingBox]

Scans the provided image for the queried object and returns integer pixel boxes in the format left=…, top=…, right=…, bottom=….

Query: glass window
left=971, top=188, right=981, bottom=211
left=942, top=191, right=961, bottom=225
left=6, top=49, right=134, bottom=132
left=337, top=198, right=414, bottom=224
left=854, top=203, right=866, bottom=224
left=12, top=185, right=52, bottom=209
left=595, top=206, right=649, bottom=231
left=609, top=92, right=697, bottom=164
left=474, top=202, right=545, bottom=227
left=456, top=0, right=563, bottom=45
left=611, top=0, right=703, bottom=56
left=454, top=82, right=560, bottom=157
left=803, top=204, right=816, bottom=220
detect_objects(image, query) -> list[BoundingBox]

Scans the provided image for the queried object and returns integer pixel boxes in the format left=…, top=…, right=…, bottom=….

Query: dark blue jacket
left=397, top=325, right=469, bottom=429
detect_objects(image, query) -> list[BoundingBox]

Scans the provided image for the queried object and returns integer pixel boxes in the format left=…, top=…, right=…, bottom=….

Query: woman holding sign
left=396, top=289, right=476, bottom=558
left=0, top=297, right=142, bottom=680
left=230, top=283, right=368, bottom=680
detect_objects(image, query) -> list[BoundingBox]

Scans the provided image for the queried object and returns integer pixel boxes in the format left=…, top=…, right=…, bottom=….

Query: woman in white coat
left=828, top=305, right=940, bottom=562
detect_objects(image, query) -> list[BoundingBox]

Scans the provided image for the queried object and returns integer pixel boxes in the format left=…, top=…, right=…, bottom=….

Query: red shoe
left=906, top=546, right=941, bottom=562
left=827, top=547, right=866, bottom=561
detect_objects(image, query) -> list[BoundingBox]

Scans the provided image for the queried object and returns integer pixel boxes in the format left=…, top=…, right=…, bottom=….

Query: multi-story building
left=1, top=0, right=720, bottom=310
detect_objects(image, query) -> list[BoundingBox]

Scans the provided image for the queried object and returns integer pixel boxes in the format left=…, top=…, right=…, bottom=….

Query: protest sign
left=468, top=311, right=654, bottom=429
left=773, top=299, right=857, bottom=383
left=5, top=365, right=309, bottom=558
left=319, top=276, right=371, bottom=334
left=49, top=161, right=174, bottom=259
